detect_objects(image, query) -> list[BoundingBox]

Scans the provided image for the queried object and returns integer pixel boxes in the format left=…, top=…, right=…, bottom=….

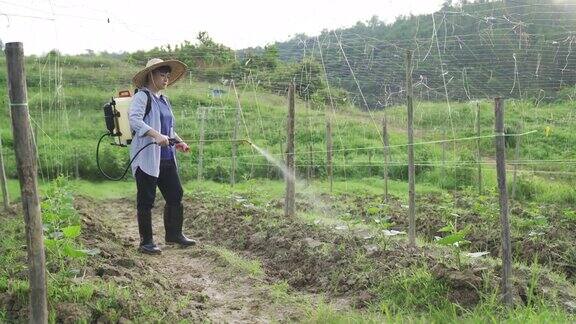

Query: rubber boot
left=164, top=204, right=196, bottom=247
left=137, top=210, right=162, bottom=255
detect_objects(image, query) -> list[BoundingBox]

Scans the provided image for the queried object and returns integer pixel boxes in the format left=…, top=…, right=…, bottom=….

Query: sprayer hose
left=96, top=133, right=155, bottom=181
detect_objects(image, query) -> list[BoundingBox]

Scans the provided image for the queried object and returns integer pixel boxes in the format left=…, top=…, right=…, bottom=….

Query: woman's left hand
left=175, top=142, right=190, bottom=153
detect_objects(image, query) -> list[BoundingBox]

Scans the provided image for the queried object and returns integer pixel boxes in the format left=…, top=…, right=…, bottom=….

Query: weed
left=269, top=280, right=291, bottom=302
left=372, top=267, right=450, bottom=315
left=205, top=245, right=265, bottom=278
left=436, top=219, right=471, bottom=270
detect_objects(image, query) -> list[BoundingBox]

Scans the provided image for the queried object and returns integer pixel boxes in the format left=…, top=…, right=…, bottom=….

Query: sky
left=0, top=0, right=445, bottom=55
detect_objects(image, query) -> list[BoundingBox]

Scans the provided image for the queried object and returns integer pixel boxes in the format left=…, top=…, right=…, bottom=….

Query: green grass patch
left=205, top=244, right=265, bottom=279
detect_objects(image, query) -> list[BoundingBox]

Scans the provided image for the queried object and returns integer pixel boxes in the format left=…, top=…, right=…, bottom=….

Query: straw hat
left=132, top=58, right=188, bottom=88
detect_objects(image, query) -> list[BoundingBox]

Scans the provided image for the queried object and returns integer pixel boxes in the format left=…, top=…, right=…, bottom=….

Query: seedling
left=436, top=219, right=471, bottom=270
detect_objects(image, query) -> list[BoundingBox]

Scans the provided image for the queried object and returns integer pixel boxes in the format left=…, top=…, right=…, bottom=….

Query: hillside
left=268, top=0, right=576, bottom=106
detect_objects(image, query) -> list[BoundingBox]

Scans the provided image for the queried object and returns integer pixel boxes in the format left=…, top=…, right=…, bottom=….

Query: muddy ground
left=178, top=192, right=576, bottom=311
left=3, top=191, right=575, bottom=322
left=334, top=192, right=576, bottom=282
left=72, top=197, right=309, bottom=323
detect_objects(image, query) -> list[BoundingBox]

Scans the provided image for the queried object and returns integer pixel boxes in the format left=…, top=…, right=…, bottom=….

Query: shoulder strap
left=134, top=88, right=152, bottom=120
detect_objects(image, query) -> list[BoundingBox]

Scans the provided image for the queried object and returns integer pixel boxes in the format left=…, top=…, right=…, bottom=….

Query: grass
left=1, top=177, right=575, bottom=322
left=205, top=244, right=265, bottom=279
left=0, top=178, right=201, bottom=323
left=1, top=60, right=574, bottom=206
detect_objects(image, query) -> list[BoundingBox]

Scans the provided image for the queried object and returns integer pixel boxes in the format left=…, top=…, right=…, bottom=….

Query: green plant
left=436, top=219, right=471, bottom=270
left=41, top=177, right=97, bottom=269
left=562, top=209, right=576, bottom=223
left=373, top=267, right=450, bottom=315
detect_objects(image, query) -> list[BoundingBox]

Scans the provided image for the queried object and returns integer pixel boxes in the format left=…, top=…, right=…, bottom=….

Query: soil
left=73, top=197, right=308, bottom=323
left=4, top=190, right=575, bottom=322
left=336, top=192, right=576, bottom=282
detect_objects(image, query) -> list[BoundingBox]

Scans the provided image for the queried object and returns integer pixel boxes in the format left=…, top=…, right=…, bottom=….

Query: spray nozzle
left=168, top=138, right=181, bottom=146
left=239, top=139, right=253, bottom=146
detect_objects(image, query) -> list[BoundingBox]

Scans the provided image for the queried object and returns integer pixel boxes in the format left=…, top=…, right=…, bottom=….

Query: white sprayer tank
left=114, top=95, right=133, bottom=146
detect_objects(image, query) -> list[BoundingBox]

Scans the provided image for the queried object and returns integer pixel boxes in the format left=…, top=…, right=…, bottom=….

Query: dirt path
left=75, top=197, right=305, bottom=323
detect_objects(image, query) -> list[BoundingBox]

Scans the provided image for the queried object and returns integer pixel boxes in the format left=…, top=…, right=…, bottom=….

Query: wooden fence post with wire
left=0, top=136, right=10, bottom=210
left=231, top=81, right=241, bottom=186
left=406, top=50, right=416, bottom=246
left=382, top=116, right=389, bottom=202
left=511, top=122, right=522, bottom=200
left=494, top=97, right=513, bottom=307
left=442, top=128, right=447, bottom=166
left=326, top=119, right=333, bottom=193
left=285, top=83, right=296, bottom=217
left=476, top=102, right=483, bottom=195
left=307, top=144, right=313, bottom=184
left=197, top=107, right=206, bottom=182
left=5, top=42, right=48, bottom=324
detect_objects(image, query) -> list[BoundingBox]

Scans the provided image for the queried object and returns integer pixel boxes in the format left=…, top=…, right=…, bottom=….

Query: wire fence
left=0, top=1, right=575, bottom=192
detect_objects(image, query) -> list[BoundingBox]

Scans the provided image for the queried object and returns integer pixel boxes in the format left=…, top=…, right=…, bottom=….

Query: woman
left=129, top=58, right=195, bottom=255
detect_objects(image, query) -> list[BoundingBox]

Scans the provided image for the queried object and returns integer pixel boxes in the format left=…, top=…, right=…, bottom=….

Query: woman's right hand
left=154, top=134, right=170, bottom=147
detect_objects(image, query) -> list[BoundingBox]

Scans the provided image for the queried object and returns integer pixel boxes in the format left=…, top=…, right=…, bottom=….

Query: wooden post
left=266, top=146, right=273, bottom=179
left=231, top=81, right=241, bottom=186
left=0, top=136, right=10, bottom=210
left=285, top=84, right=296, bottom=217
left=382, top=116, right=389, bottom=202
left=197, top=107, right=206, bottom=181
left=511, top=123, right=522, bottom=200
left=368, top=149, right=372, bottom=177
left=326, top=120, right=333, bottom=193
left=74, top=148, right=80, bottom=180
left=442, top=128, right=447, bottom=166
left=5, top=42, right=48, bottom=324
left=476, top=102, right=483, bottom=195
left=406, top=50, right=416, bottom=247
left=309, top=143, right=314, bottom=182
left=494, top=97, right=513, bottom=307
left=279, top=141, right=284, bottom=180
left=30, top=124, right=44, bottom=182
left=307, top=144, right=312, bottom=184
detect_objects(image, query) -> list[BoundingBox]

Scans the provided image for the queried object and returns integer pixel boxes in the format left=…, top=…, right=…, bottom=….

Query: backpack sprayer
left=97, top=89, right=180, bottom=181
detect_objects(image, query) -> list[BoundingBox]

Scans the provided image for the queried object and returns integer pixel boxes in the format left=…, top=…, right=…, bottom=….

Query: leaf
left=62, top=225, right=81, bottom=239
left=366, top=207, right=379, bottom=215
left=42, top=211, right=58, bottom=223
left=437, top=232, right=466, bottom=246
left=62, top=243, right=87, bottom=258
left=44, top=238, right=58, bottom=249
left=454, top=239, right=471, bottom=247
left=438, top=225, right=453, bottom=233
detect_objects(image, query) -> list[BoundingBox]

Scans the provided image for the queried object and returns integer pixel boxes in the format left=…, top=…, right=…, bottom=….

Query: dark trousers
left=135, top=159, right=183, bottom=214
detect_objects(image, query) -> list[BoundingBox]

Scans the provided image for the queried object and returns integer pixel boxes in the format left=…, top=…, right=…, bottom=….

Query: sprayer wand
left=97, top=134, right=182, bottom=181
left=97, top=130, right=253, bottom=181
